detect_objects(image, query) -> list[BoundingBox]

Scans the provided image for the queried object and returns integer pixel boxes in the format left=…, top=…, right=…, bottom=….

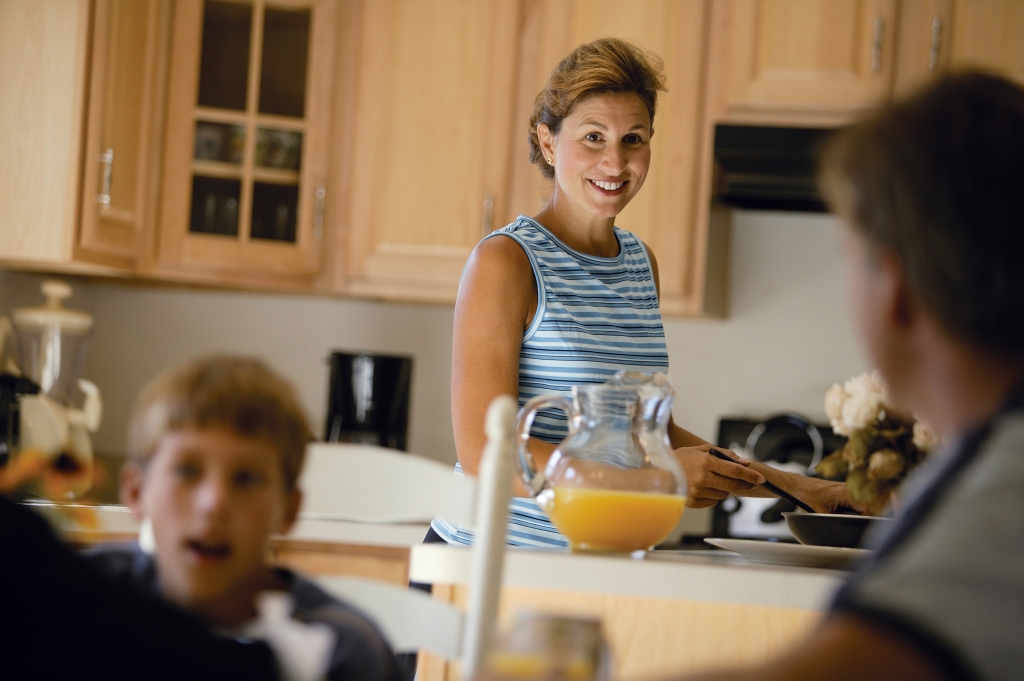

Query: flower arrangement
left=817, top=372, right=938, bottom=515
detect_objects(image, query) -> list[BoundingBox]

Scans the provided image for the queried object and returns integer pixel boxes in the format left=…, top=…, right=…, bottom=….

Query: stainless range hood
left=713, top=125, right=836, bottom=213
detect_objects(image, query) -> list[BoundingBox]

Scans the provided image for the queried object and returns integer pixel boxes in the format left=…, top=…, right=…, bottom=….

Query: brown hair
left=820, top=71, right=1024, bottom=357
left=529, top=38, right=667, bottom=179
left=127, top=355, right=312, bottom=489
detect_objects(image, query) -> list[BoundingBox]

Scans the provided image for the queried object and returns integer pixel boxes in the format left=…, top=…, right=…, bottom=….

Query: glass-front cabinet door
left=158, top=0, right=332, bottom=280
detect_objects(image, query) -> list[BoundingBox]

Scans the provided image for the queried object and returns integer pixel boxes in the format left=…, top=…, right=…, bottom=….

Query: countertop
left=24, top=501, right=431, bottom=548
left=410, top=543, right=846, bottom=611
left=29, top=501, right=847, bottom=611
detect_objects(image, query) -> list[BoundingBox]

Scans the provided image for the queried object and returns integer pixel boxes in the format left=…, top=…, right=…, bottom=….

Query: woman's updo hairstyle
left=529, top=37, right=667, bottom=179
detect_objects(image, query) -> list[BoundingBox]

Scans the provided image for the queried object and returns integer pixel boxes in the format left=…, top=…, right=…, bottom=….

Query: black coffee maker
left=0, top=374, right=40, bottom=468
left=324, top=352, right=413, bottom=450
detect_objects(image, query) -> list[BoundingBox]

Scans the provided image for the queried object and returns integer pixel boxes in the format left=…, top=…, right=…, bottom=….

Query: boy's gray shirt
left=832, top=399, right=1024, bottom=681
left=84, top=544, right=406, bottom=681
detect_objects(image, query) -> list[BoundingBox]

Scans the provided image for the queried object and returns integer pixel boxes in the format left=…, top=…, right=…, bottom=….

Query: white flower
left=913, top=421, right=938, bottom=451
left=844, top=372, right=886, bottom=405
left=841, top=392, right=880, bottom=433
left=825, top=383, right=851, bottom=435
left=825, top=383, right=848, bottom=420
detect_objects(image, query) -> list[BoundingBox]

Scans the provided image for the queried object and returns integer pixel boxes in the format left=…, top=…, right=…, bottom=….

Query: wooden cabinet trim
left=78, top=0, right=165, bottom=268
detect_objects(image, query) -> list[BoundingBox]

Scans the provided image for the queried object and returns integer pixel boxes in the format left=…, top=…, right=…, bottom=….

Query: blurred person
left=87, top=356, right=405, bottom=681
left=671, top=71, right=1024, bottom=681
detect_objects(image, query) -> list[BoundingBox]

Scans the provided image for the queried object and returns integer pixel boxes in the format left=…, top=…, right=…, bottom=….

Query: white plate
left=706, top=538, right=871, bottom=571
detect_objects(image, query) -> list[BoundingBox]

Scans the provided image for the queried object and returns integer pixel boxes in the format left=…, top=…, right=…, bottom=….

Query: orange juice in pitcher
left=543, top=487, right=686, bottom=552
left=515, top=372, right=688, bottom=553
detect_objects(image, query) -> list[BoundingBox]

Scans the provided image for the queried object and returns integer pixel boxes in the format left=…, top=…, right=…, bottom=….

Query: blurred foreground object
left=0, top=280, right=103, bottom=500
left=0, top=496, right=278, bottom=681
left=483, top=613, right=610, bottom=681
left=818, top=372, right=937, bottom=514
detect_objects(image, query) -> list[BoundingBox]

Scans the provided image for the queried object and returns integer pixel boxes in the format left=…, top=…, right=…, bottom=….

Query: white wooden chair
left=297, top=397, right=517, bottom=677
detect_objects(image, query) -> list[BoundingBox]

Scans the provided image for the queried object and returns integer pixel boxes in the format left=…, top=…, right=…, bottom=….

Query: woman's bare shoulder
left=459, top=233, right=537, bottom=324
left=463, top=234, right=534, bottom=291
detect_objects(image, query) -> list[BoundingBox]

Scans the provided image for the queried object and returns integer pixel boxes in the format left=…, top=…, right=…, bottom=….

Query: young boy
left=87, top=355, right=404, bottom=681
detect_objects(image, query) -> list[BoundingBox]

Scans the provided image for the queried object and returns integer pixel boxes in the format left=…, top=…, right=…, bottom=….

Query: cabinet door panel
left=158, top=0, right=333, bottom=282
left=0, top=0, right=89, bottom=263
left=506, top=0, right=713, bottom=315
left=722, top=0, right=897, bottom=114
left=79, top=0, right=161, bottom=266
left=949, top=0, right=1024, bottom=84
left=343, top=0, right=522, bottom=302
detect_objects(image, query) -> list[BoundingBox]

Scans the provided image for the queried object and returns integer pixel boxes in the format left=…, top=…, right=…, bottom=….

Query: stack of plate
left=706, top=513, right=894, bottom=570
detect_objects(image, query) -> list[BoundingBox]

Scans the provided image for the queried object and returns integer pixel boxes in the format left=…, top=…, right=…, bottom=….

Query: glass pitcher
left=514, top=372, right=687, bottom=552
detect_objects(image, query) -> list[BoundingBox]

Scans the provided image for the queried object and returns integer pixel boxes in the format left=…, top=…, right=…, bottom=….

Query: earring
left=546, top=157, right=554, bottom=165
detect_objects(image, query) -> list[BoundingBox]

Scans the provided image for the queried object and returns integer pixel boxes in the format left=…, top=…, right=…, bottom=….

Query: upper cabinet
left=335, top=0, right=522, bottom=303
left=944, top=0, right=1024, bottom=82
left=156, top=0, right=335, bottom=284
left=5, top=0, right=1024, bottom=313
left=78, top=0, right=164, bottom=270
left=0, top=0, right=166, bottom=274
left=0, top=0, right=92, bottom=266
left=896, top=1, right=1024, bottom=92
left=711, top=0, right=899, bottom=123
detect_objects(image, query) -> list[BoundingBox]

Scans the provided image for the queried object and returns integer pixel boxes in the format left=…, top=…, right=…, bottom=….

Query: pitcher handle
left=514, top=394, right=574, bottom=496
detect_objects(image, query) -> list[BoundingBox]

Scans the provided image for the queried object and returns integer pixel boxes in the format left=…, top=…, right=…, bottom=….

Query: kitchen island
left=411, top=543, right=846, bottom=681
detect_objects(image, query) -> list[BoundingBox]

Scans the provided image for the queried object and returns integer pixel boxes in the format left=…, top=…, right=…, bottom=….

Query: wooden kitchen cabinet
left=156, top=0, right=336, bottom=285
left=506, top=0, right=725, bottom=316
left=334, top=0, right=523, bottom=303
left=77, top=0, right=166, bottom=270
left=894, top=0, right=1024, bottom=95
left=0, top=0, right=167, bottom=276
left=709, top=0, right=899, bottom=124
left=945, top=0, right=1024, bottom=84
left=0, top=0, right=92, bottom=267
left=0, top=0, right=164, bottom=274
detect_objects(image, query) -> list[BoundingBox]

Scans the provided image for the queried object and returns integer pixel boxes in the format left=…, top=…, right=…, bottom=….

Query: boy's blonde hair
left=127, top=356, right=312, bottom=489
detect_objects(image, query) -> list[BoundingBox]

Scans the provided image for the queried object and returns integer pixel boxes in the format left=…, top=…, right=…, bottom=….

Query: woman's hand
left=793, top=477, right=866, bottom=515
left=674, top=445, right=765, bottom=509
left=744, top=461, right=868, bottom=515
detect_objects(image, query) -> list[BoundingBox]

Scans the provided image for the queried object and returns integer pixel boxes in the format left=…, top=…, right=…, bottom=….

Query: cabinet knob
left=929, top=17, right=943, bottom=71
left=313, top=182, right=326, bottom=241
left=871, top=16, right=885, bottom=73
left=96, top=148, right=114, bottom=208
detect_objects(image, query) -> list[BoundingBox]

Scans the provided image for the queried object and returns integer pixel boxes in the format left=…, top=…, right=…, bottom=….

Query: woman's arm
left=451, top=236, right=555, bottom=495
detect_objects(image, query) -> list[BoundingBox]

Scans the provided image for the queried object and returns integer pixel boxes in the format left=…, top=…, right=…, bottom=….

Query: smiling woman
left=436, top=38, right=851, bottom=550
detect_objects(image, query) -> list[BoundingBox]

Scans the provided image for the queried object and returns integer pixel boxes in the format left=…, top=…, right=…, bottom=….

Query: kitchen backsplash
left=0, top=210, right=866, bottom=466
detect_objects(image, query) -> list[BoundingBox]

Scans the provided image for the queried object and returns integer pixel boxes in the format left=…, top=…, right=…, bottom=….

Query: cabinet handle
left=481, top=193, right=495, bottom=236
left=97, top=148, right=114, bottom=208
left=313, top=182, right=326, bottom=241
left=871, top=16, right=885, bottom=73
left=929, top=17, right=943, bottom=71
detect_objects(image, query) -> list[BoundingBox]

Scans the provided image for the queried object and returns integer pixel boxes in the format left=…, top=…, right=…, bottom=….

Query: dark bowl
left=783, top=512, right=894, bottom=548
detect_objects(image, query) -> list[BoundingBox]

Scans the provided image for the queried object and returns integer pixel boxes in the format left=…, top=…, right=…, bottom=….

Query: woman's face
left=540, top=92, right=653, bottom=219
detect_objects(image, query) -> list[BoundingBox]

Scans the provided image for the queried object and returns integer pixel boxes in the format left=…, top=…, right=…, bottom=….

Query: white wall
left=0, top=210, right=867, bottom=464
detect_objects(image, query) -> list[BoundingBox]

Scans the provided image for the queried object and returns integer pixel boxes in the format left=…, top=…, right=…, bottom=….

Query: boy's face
left=123, top=427, right=300, bottom=614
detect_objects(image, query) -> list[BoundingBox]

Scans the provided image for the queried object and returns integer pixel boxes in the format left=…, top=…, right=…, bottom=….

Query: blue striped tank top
left=431, top=216, right=669, bottom=549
